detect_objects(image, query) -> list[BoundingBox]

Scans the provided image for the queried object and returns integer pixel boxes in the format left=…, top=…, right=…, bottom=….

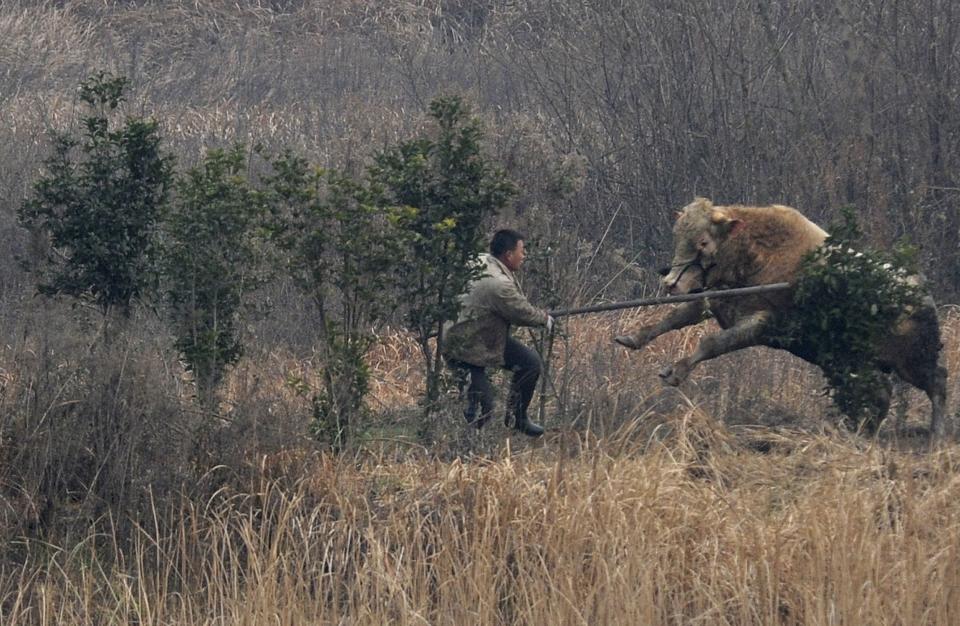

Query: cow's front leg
left=660, top=311, right=770, bottom=386
left=615, top=301, right=708, bottom=350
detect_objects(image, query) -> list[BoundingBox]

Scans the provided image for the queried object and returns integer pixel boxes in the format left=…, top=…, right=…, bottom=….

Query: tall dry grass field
left=3, top=421, right=960, bottom=624
left=3, top=307, right=960, bottom=625
left=3, top=2, right=960, bottom=623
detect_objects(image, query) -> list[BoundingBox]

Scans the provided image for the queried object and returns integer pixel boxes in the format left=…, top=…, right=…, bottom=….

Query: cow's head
left=661, top=197, right=742, bottom=294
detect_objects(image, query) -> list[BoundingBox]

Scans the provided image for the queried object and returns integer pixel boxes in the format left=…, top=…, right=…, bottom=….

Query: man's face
left=501, top=240, right=526, bottom=272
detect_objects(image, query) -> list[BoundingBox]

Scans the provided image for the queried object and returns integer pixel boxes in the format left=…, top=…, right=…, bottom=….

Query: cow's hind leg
left=885, top=302, right=949, bottom=439
left=923, top=364, right=947, bottom=439
left=659, top=312, right=769, bottom=386
left=895, top=364, right=948, bottom=440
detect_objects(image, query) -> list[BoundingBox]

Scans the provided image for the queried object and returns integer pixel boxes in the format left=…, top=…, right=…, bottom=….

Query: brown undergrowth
left=2, top=306, right=960, bottom=624
left=3, top=413, right=960, bottom=624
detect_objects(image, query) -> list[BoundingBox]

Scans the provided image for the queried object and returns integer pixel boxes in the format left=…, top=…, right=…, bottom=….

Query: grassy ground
left=3, top=419, right=960, bottom=624
left=3, top=307, right=960, bottom=624
left=2, top=2, right=960, bottom=622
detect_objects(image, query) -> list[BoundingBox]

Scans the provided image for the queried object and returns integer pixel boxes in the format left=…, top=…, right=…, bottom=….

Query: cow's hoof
left=658, top=364, right=683, bottom=387
left=614, top=335, right=643, bottom=350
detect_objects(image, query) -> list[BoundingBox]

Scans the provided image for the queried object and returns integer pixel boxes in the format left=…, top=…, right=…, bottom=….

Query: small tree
left=370, top=96, right=515, bottom=422
left=162, top=145, right=267, bottom=408
left=264, top=152, right=404, bottom=449
left=19, top=72, right=174, bottom=323
left=773, top=208, right=923, bottom=429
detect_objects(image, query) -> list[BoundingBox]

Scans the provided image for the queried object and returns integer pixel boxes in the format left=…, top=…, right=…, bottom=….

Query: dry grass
left=3, top=417, right=960, bottom=624
left=4, top=296, right=960, bottom=625
left=3, top=2, right=960, bottom=622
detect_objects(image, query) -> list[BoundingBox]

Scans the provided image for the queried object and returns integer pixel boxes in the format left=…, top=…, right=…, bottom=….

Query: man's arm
left=491, top=281, right=548, bottom=327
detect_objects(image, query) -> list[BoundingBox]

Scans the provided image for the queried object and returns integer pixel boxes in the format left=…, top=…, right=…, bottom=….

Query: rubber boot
left=514, top=415, right=544, bottom=437
left=463, top=399, right=478, bottom=425
left=464, top=403, right=492, bottom=429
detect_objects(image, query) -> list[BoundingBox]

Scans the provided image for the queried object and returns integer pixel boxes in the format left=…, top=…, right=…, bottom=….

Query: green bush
left=370, top=96, right=515, bottom=424
left=18, top=72, right=174, bottom=320
left=161, top=145, right=268, bottom=407
left=264, top=153, right=405, bottom=449
left=774, top=208, right=922, bottom=428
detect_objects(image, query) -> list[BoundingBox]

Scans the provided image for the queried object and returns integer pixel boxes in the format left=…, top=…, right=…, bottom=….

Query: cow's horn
left=710, top=209, right=730, bottom=224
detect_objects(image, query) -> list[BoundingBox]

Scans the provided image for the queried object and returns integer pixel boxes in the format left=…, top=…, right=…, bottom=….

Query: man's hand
left=546, top=315, right=556, bottom=334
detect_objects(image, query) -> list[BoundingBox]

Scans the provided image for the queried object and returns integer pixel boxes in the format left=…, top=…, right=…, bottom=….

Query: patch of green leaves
left=264, top=151, right=405, bottom=449
left=774, top=207, right=923, bottom=428
left=370, top=96, right=515, bottom=419
left=162, top=145, right=267, bottom=406
left=19, top=72, right=174, bottom=317
left=309, top=332, right=373, bottom=450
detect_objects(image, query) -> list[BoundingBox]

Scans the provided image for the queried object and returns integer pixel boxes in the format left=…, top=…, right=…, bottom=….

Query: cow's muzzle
left=662, top=255, right=715, bottom=293
left=662, top=257, right=700, bottom=290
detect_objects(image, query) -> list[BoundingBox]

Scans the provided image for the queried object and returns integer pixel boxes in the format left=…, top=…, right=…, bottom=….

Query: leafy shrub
left=18, top=72, right=174, bottom=319
left=264, top=153, right=404, bottom=449
left=162, top=145, right=268, bottom=407
left=370, top=96, right=515, bottom=423
left=773, top=208, right=922, bottom=428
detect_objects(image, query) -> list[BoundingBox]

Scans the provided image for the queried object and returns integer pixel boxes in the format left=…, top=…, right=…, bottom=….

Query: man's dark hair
left=490, top=229, right=526, bottom=257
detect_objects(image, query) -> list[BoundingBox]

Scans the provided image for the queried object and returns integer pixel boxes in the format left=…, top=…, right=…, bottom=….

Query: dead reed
left=3, top=3, right=960, bottom=622
left=2, top=301, right=960, bottom=625
left=3, top=415, right=960, bottom=625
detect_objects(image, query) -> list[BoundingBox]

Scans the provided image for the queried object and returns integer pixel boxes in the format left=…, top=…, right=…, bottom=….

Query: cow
left=614, top=197, right=948, bottom=438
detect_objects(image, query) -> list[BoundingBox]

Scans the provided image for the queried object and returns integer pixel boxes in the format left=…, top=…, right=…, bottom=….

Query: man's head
left=490, top=229, right=527, bottom=272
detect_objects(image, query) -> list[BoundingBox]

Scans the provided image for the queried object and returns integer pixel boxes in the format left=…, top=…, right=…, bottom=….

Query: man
left=443, top=229, right=555, bottom=437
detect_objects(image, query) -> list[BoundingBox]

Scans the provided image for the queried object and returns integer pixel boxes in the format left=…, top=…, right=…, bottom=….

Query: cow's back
left=717, top=204, right=828, bottom=287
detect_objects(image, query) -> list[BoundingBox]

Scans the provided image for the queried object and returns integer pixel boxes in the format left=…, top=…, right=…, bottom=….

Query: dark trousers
left=460, top=336, right=542, bottom=427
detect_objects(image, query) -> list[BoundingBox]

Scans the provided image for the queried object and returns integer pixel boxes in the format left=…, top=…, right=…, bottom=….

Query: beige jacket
left=442, top=253, right=548, bottom=367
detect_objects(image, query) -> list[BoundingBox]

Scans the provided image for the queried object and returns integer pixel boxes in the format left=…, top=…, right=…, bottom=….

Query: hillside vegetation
left=3, top=0, right=959, bottom=296
left=2, top=1, right=960, bottom=624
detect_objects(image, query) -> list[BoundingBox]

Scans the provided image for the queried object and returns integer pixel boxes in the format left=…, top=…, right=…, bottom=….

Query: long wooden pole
left=548, top=282, right=792, bottom=318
